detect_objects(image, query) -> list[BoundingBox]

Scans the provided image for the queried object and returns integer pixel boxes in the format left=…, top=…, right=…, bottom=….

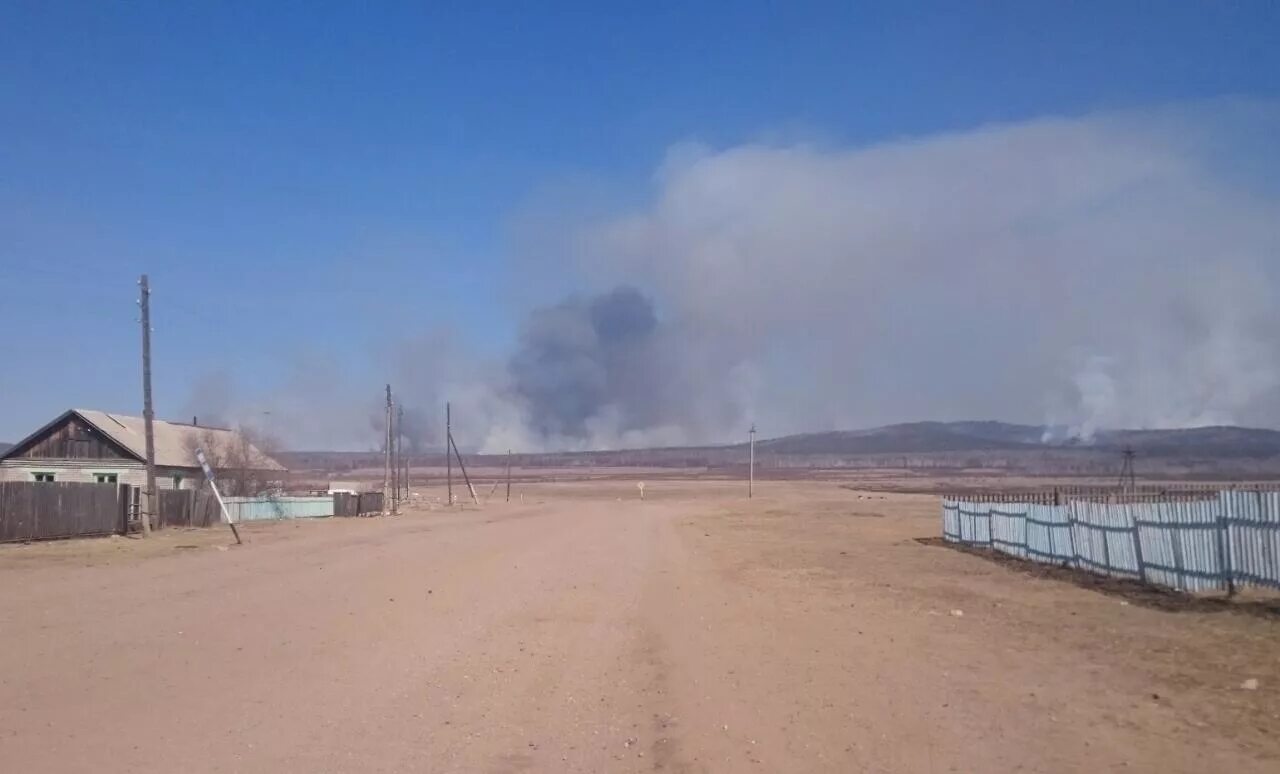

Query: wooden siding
left=9, top=414, right=135, bottom=461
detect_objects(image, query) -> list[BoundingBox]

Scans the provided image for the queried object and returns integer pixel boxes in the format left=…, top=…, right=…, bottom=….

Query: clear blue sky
left=1, top=2, right=1278, bottom=444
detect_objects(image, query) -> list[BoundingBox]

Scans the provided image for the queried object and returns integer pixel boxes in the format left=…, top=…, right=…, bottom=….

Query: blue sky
left=2, top=2, right=1278, bottom=447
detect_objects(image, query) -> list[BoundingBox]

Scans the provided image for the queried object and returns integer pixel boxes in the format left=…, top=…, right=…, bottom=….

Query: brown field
left=1, top=478, right=1277, bottom=772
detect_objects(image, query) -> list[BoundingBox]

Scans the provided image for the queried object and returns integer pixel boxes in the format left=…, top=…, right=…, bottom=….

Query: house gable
left=1, top=411, right=140, bottom=462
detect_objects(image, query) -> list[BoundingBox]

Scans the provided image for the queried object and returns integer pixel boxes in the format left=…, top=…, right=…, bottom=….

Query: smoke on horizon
left=183, top=100, right=1280, bottom=452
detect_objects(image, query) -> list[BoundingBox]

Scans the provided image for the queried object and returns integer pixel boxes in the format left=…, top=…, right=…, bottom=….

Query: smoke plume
left=562, top=100, right=1280, bottom=443
left=509, top=286, right=660, bottom=439
left=183, top=100, right=1280, bottom=451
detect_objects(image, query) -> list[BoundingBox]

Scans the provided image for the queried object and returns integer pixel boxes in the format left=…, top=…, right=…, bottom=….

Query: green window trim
left=93, top=473, right=119, bottom=484
left=32, top=472, right=55, bottom=483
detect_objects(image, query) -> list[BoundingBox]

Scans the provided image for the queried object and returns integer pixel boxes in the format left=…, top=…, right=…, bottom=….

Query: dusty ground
left=1, top=480, right=1277, bottom=773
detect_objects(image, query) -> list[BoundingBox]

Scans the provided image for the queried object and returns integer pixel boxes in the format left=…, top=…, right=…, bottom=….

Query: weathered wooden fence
left=333, top=491, right=384, bottom=516
left=0, top=481, right=130, bottom=542
left=156, top=489, right=223, bottom=528
left=2, top=485, right=392, bottom=543
left=943, top=491, right=1280, bottom=593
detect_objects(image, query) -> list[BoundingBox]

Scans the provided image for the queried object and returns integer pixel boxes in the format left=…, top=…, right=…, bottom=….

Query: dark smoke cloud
left=508, top=286, right=662, bottom=440
left=180, top=370, right=235, bottom=428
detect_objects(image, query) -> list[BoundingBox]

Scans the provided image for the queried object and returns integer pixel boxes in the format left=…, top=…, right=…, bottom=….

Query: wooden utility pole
left=394, top=403, right=403, bottom=505
left=383, top=385, right=392, bottom=515
left=398, top=408, right=406, bottom=502
left=505, top=449, right=512, bottom=502
left=449, top=432, right=480, bottom=506
left=748, top=423, right=756, bottom=499
left=446, top=401, right=453, bottom=506
left=137, top=275, right=156, bottom=536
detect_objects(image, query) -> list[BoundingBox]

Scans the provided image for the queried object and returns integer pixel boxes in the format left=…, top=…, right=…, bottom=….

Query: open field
left=1, top=480, right=1278, bottom=772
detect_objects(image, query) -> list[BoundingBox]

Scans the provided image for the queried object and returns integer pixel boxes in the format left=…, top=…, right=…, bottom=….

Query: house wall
left=0, top=460, right=200, bottom=489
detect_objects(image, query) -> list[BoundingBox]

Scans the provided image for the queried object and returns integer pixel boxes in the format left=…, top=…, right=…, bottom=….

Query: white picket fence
left=942, top=492, right=1280, bottom=593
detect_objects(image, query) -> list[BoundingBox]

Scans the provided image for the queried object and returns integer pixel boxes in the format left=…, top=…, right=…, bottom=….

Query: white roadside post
left=196, top=448, right=243, bottom=545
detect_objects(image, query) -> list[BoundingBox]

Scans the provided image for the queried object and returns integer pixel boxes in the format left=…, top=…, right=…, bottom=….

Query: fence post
left=1066, top=502, right=1080, bottom=570
left=1100, top=514, right=1112, bottom=575
left=1216, top=494, right=1236, bottom=597
left=1130, top=505, right=1147, bottom=584
left=117, top=484, right=130, bottom=535
left=1019, top=508, right=1028, bottom=558
left=1169, top=511, right=1187, bottom=592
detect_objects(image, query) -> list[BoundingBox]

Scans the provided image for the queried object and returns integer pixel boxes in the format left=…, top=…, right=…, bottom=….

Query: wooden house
left=0, top=409, right=284, bottom=490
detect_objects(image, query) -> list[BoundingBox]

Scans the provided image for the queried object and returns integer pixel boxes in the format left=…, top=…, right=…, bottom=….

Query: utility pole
left=383, top=385, right=392, bottom=515
left=449, top=432, right=480, bottom=506
left=446, top=401, right=453, bottom=506
left=505, top=449, right=512, bottom=502
left=1118, top=446, right=1137, bottom=495
left=395, top=403, right=403, bottom=505
left=398, top=408, right=407, bottom=502
left=137, top=275, right=156, bottom=536
left=748, top=423, right=756, bottom=499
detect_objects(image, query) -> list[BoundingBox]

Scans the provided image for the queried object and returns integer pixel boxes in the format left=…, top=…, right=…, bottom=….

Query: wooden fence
left=2, top=484, right=390, bottom=543
left=156, top=489, right=223, bottom=528
left=0, top=481, right=130, bottom=542
left=333, top=491, right=384, bottom=516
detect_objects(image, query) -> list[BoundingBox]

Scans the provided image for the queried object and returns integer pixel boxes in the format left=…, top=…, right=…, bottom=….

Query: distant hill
left=278, top=421, right=1280, bottom=479
left=755, top=421, right=1044, bottom=455
left=755, top=421, right=1280, bottom=458
left=1087, top=426, right=1280, bottom=458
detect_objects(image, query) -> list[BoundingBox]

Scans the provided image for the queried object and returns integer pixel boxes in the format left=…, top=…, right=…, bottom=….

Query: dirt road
left=1, top=481, right=1276, bottom=772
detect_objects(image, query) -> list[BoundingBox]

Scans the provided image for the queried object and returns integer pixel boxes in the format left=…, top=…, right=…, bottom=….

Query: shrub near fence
left=943, top=492, right=1280, bottom=594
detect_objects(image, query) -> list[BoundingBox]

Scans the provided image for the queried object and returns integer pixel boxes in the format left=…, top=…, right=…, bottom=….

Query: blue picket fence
left=942, top=492, right=1280, bottom=593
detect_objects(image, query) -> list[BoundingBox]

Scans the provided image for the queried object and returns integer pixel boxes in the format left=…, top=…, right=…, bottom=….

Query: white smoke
left=192, top=100, right=1280, bottom=450
left=560, top=100, right=1280, bottom=442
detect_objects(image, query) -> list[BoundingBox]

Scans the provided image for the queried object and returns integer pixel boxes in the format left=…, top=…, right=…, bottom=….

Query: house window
left=94, top=473, right=119, bottom=484
left=32, top=472, right=55, bottom=483
left=172, top=474, right=183, bottom=490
